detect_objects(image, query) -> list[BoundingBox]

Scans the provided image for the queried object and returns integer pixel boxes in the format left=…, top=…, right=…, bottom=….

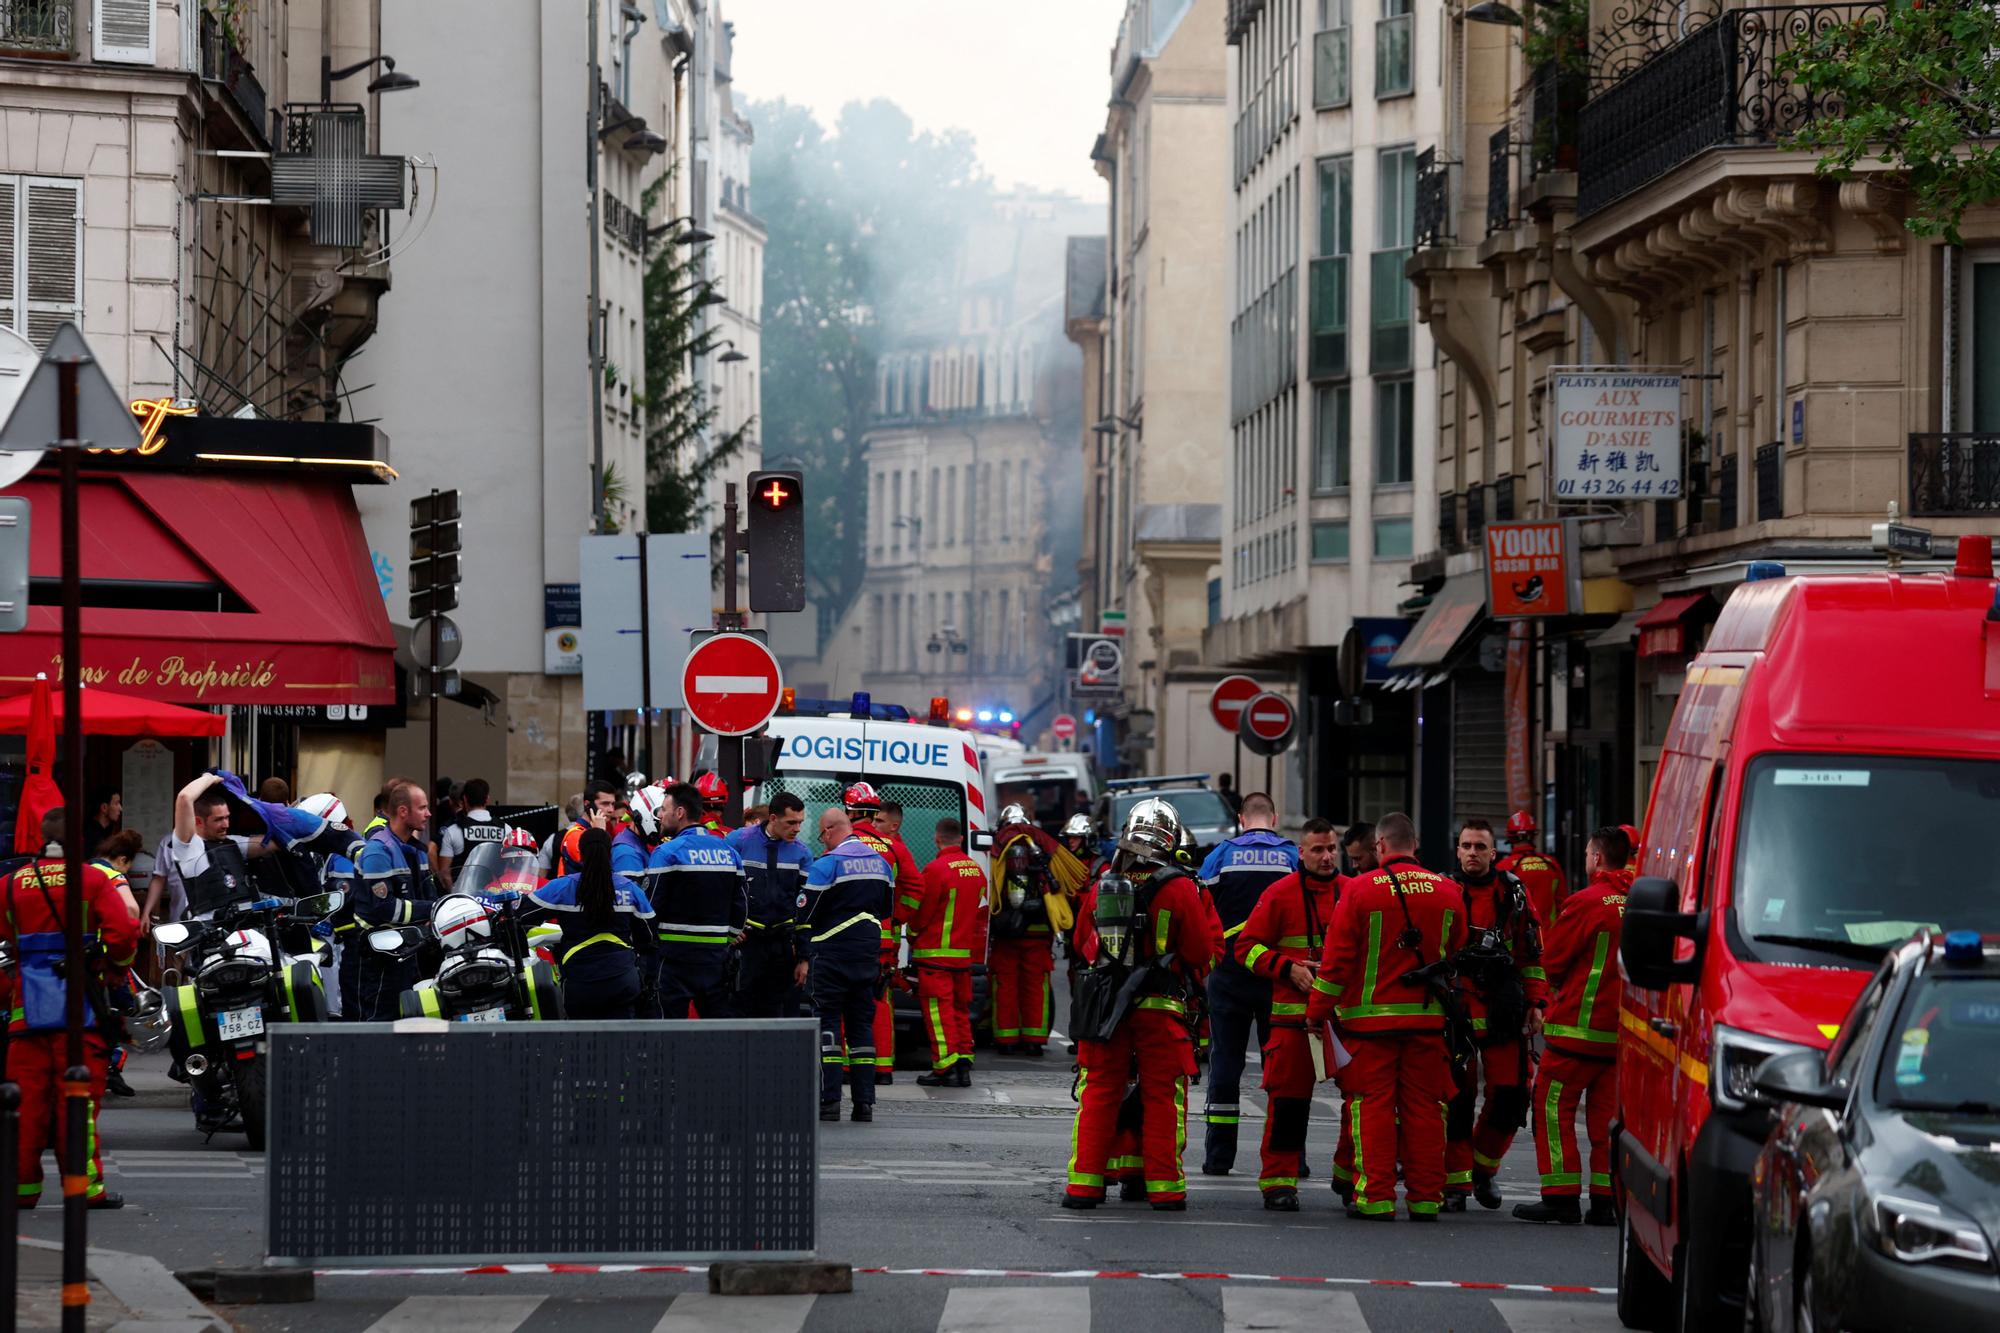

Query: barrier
left=264, top=1020, right=817, bottom=1267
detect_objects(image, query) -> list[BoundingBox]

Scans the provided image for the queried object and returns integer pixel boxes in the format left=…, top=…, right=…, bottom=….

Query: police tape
left=311, top=1263, right=1615, bottom=1293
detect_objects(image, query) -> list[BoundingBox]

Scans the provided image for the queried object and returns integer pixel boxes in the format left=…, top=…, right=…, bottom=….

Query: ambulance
left=1614, top=537, right=2000, bottom=1330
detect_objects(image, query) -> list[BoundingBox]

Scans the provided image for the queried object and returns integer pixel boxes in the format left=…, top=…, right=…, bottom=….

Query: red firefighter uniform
left=989, top=827, right=1059, bottom=1052
left=3, top=856, right=141, bottom=1207
left=1065, top=867, right=1218, bottom=1206
left=1498, top=844, right=1567, bottom=927
left=1238, top=869, right=1339, bottom=1200
left=902, top=841, right=989, bottom=1076
left=1072, top=874, right=1144, bottom=1194
left=1306, top=855, right=1468, bottom=1219
left=1532, top=865, right=1632, bottom=1207
left=1445, top=870, right=1550, bottom=1201
left=853, top=819, right=921, bottom=1077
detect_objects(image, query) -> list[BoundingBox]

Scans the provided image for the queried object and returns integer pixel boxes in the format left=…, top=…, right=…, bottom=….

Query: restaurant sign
left=7, top=645, right=395, bottom=706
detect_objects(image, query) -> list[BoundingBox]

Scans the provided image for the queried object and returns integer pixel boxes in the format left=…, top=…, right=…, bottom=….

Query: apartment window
left=1374, top=516, right=1414, bottom=558
left=872, top=473, right=886, bottom=554
left=1311, top=156, right=1352, bottom=381
left=928, top=468, right=941, bottom=547
left=1967, top=258, right=2000, bottom=432
left=1000, top=461, right=1013, bottom=538
left=891, top=473, right=903, bottom=555
left=1311, top=520, right=1350, bottom=562
left=1371, top=147, right=1416, bottom=373
left=998, top=589, right=1012, bottom=666
left=945, top=467, right=958, bottom=546
left=1375, top=377, right=1415, bottom=484
left=1315, top=0, right=1351, bottom=108
left=1771, top=263, right=1788, bottom=437
left=1376, top=0, right=1413, bottom=98
left=869, top=595, right=884, bottom=671
left=1312, top=384, right=1351, bottom=492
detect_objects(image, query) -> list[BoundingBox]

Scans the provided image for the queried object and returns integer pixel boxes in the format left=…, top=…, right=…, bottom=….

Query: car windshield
left=1734, top=754, right=2000, bottom=968
left=1111, top=788, right=1232, bottom=831
left=1876, top=974, right=2000, bottom=1113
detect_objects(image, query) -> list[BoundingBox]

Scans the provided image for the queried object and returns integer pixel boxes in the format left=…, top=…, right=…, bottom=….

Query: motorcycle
left=372, top=889, right=564, bottom=1023
left=152, top=890, right=344, bottom=1150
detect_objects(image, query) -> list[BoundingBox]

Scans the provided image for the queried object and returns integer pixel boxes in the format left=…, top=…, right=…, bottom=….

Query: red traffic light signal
left=756, top=475, right=797, bottom=510
left=745, top=469, right=805, bottom=613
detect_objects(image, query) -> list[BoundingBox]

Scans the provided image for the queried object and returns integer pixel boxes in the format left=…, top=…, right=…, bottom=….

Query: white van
left=987, top=751, right=1098, bottom=834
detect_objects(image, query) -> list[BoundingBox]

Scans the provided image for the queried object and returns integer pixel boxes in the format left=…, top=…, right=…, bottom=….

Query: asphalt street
left=16, top=1018, right=1624, bottom=1333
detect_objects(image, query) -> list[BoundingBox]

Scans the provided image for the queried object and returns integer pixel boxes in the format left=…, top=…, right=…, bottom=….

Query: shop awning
left=1588, top=608, right=1648, bottom=649
left=0, top=682, right=226, bottom=736
left=0, top=471, right=395, bottom=705
left=1388, top=571, right=1489, bottom=671
left=1635, top=593, right=1713, bottom=658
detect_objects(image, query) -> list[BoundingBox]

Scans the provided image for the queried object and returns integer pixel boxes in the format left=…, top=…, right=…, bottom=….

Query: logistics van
left=1614, top=538, right=2000, bottom=1330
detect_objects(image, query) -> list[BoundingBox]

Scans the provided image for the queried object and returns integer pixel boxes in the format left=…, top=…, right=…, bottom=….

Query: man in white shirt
left=436, top=778, right=503, bottom=889
left=163, top=773, right=269, bottom=918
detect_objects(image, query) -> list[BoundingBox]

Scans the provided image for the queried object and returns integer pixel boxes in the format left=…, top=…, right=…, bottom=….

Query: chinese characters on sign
left=1548, top=369, right=1683, bottom=501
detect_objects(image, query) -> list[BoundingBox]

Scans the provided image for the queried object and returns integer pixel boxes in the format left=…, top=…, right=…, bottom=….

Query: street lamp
left=320, top=54, right=420, bottom=101
left=598, top=116, right=668, bottom=154
left=647, top=216, right=714, bottom=246
left=717, top=341, right=749, bottom=365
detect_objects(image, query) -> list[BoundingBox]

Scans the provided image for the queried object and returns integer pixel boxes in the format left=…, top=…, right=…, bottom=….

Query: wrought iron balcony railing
left=1578, top=2, right=1882, bottom=216
left=1910, top=434, right=2000, bottom=517
left=1414, top=147, right=1449, bottom=249
left=201, top=10, right=268, bottom=146
left=0, top=0, right=72, bottom=55
left=1487, top=127, right=1512, bottom=235
left=1754, top=441, right=1784, bottom=520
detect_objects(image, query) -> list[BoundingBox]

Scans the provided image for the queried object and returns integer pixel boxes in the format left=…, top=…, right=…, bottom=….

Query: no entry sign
left=680, top=632, right=783, bottom=736
left=1237, top=691, right=1297, bottom=756
left=1052, top=713, right=1077, bottom=742
left=1208, top=675, right=1262, bottom=733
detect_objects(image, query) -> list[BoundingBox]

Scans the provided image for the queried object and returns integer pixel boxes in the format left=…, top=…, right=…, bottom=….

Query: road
left=25, top=1026, right=1624, bottom=1333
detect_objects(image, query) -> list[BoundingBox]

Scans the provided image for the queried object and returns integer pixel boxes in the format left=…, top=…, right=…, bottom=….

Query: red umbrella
left=12, top=676, right=61, bottom=854
left=0, top=683, right=226, bottom=738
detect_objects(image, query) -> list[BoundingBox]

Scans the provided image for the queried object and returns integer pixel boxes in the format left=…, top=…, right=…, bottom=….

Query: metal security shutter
left=22, top=178, right=81, bottom=349
left=92, top=0, right=155, bottom=64
left=1451, top=666, right=1508, bottom=831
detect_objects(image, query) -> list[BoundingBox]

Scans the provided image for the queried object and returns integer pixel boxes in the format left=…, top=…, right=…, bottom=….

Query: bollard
left=0, top=1080, right=17, bottom=1333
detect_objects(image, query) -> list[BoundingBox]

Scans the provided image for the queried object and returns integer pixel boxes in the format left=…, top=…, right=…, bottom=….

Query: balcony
left=1578, top=3, right=1883, bottom=216
left=0, top=0, right=72, bottom=57
left=1487, top=127, right=1512, bottom=235
left=1754, top=441, right=1784, bottom=520
left=1910, top=434, right=2000, bottom=517
left=1530, top=60, right=1587, bottom=179
left=1414, top=147, right=1449, bottom=249
left=201, top=10, right=268, bottom=147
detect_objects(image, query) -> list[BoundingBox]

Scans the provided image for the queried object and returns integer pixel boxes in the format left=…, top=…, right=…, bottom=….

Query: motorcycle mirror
left=153, top=922, right=191, bottom=947
left=367, top=928, right=405, bottom=955
left=298, top=890, right=344, bottom=919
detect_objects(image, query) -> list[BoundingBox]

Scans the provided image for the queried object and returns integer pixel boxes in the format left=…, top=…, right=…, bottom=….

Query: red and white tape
left=312, top=1263, right=1612, bottom=1294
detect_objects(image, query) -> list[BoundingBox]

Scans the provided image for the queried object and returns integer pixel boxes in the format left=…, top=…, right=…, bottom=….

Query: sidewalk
left=15, top=1236, right=226, bottom=1332
left=106, top=1049, right=186, bottom=1114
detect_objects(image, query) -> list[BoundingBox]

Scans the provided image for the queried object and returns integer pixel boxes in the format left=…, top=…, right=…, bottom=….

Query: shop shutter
left=0, top=179, right=15, bottom=335
left=1451, top=667, right=1509, bottom=831
left=92, top=0, right=155, bottom=65
left=23, top=178, right=82, bottom=350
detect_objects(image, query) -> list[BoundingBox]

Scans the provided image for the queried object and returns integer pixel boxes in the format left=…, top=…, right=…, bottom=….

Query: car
left=1092, top=775, right=1236, bottom=861
left=1746, top=930, right=2000, bottom=1333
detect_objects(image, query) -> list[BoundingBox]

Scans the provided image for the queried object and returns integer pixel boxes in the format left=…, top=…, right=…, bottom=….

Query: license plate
left=217, top=1007, right=265, bottom=1040
left=458, top=1007, right=507, bottom=1024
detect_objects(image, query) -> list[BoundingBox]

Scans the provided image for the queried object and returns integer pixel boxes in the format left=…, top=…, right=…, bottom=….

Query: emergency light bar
left=779, top=695, right=914, bottom=722
left=1105, top=774, right=1211, bottom=790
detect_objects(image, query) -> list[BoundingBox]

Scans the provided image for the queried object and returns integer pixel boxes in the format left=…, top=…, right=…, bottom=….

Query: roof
left=1066, top=237, right=1108, bottom=323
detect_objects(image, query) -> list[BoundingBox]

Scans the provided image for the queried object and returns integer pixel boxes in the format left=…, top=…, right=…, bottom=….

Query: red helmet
left=1620, top=823, right=1641, bottom=855
left=503, top=826, right=538, bottom=852
left=695, top=773, right=729, bottom=807
left=1505, top=810, right=1537, bottom=838
left=843, top=781, right=881, bottom=813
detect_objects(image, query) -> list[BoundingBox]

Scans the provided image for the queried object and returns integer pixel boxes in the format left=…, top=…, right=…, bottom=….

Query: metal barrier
left=265, top=1020, right=818, bottom=1267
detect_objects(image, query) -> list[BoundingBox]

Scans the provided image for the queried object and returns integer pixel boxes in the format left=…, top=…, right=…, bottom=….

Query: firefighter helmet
left=1117, top=798, right=1185, bottom=867
left=1060, top=812, right=1096, bottom=841
left=843, top=781, right=881, bottom=813
left=1506, top=810, right=1538, bottom=838
left=695, top=772, right=729, bottom=808
left=503, top=826, right=538, bottom=852
left=998, top=802, right=1031, bottom=827
left=629, top=784, right=670, bottom=837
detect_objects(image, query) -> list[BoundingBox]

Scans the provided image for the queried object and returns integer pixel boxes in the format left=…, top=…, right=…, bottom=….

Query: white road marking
left=938, top=1285, right=1091, bottom=1332
left=652, top=1292, right=814, bottom=1333
left=362, top=1295, right=545, bottom=1333
left=1226, top=1288, right=1368, bottom=1330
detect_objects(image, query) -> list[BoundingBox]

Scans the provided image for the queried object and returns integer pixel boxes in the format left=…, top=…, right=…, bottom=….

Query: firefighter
left=695, top=773, right=732, bottom=837
left=642, top=782, right=747, bottom=1018
left=1306, top=812, right=1467, bottom=1221
left=1062, top=799, right=1219, bottom=1211
left=1445, top=816, right=1549, bottom=1211
left=905, top=817, right=988, bottom=1086
left=796, top=807, right=894, bottom=1122
left=1195, top=792, right=1298, bottom=1175
left=848, top=783, right=919, bottom=1083
left=1058, top=813, right=1100, bottom=1055
left=1498, top=810, right=1568, bottom=925
left=5, top=807, right=142, bottom=1209
left=726, top=793, right=812, bottom=1018
left=1516, top=825, right=1632, bottom=1227
left=1237, top=817, right=1341, bottom=1211
left=990, top=804, right=1059, bottom=1057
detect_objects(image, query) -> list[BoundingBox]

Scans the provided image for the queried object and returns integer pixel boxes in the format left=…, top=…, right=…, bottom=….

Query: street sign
left=1872, top=520, right=1933, bottom=559
left=411, top=491, right=461, bottom=528
left=1066, top=632, right=1123, bottom=696
left=0, top=497, right=25, bottom=633
left=0, top=327, right=44, bottom=488
left=580, top=532, right=711, bottom=712
left=411, top=614, right=462, bottom=670
left=1237, top=691, right=1297, bottom=756
left=1208, top=674, right=1262, bottom=732
left=409, top=583, right=458, bottom=621
left=681, top=631, right=784, bottom=737
left=1052, top=713, right=1077, bottom=743
left=0, top=324, right=143, bottom=489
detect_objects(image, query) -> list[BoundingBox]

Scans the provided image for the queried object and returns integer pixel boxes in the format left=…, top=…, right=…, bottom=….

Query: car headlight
left=1711, top=1024, right=1818, bottom=1113
left=1864, top=1193, right=1993, bottom=1270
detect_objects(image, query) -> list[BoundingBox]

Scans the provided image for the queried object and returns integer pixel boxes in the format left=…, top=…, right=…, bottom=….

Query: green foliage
left=1521, top=0, right=1588, bottom=76
left=1777, top=0, right=2000, bottom=242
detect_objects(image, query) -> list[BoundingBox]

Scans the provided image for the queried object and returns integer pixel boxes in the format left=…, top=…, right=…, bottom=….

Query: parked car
left=1746, top=929, right=2000, bottom=1333
left=1093, top=775, right=1236, bottom=862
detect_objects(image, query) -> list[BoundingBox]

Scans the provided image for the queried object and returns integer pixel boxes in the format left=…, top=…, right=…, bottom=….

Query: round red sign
left=1242, top=691, right=1296, bottom=743
left=1208, top=674, right=1263, bottom=732
left=1052, top=713, right=1077, bottom=741
left=680, top=633, right=784, bottom=737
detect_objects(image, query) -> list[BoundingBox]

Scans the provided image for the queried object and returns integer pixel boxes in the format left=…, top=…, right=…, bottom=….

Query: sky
left=729, top=0, right=1127, bottom=203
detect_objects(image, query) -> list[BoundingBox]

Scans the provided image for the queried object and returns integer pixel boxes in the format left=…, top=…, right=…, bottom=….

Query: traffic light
left=745, top=468, right=805, bottom=612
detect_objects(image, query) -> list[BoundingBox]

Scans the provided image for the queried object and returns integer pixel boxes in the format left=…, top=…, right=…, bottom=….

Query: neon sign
left=86, top=397, right=198, bottom=456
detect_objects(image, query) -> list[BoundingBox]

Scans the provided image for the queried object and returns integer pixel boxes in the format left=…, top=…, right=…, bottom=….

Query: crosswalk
left=345, top=1287, right=1625, bottom=1332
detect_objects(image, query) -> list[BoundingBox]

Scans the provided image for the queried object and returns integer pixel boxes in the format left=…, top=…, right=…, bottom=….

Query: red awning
left=1636, top=592, right=1713, bottom=658
left=0, top=471, right=395, bottom=705
left=0, top=682, right=227, bottom=736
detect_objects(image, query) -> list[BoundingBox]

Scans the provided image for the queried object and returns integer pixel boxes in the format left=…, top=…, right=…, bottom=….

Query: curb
left=20, top=1236, right=227, bottom=1331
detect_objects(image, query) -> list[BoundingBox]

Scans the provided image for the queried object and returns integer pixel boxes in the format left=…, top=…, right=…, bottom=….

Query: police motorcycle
left=371, top=840, right=563, bottom=1023
left=152, top=889, right=344, bottom=1150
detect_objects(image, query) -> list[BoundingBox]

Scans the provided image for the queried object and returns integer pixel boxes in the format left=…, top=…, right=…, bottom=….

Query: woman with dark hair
left=529, top=808, right=656, bottom=1019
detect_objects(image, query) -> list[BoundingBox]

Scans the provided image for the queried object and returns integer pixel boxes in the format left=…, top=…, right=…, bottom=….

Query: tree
left=1778, top=0, right=2000, bottom=242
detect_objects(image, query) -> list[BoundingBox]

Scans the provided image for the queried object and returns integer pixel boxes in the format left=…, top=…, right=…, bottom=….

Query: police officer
left=167, top=772, right=267, bottom=920
left=1196, top=791, right=1298, bottom=1175
left=531, top=810, right=659, bottom=1020
left=642, top=781, right=747, bottom=1017
left=797, top=807, right=894, bottom=1122
left=727, top=793, right=813, bottom=1017
left=619, top=784, right=668, bottom=879
left=353, top=778, right=438, bottom=1021
left=848, top=783, right=920, bottom=1083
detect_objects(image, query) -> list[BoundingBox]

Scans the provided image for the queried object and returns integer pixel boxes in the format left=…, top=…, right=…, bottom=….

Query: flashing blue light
left=1944, top=929, right=1984, bottom=965
left=849, top=691, right=871, bottom=717
left=1084, top=709, right=1096, bottom=724
left=998, top=710, right=1015, bottom=724
left=1745, top=561, right=1787, bottom=583
left=976, top=709, right=995, bottom=723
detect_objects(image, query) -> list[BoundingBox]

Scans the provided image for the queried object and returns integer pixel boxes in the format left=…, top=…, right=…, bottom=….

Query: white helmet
left=431, top=894, right=494, bottom=948
left=215, top=928, right=274, bottom=967
left=295, top=792, right=349, bottom=829
left=1117, top=798, right=1185, bottom=867
left=628, top=783, right=670, bottom=838
left=999, top=802, right=1032, bottom=827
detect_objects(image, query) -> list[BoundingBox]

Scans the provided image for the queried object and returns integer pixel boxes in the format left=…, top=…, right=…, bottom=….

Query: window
left=1000, top=461, right=1013, bottom=538
left=1311, top=520, right=1350, bottom=561
left=1313, top=384, right=1351, bottom=491
left=1772, top=263, right=1787, bottom=438
left=945, top=467, right=958, bottom=546
left=872, top=473, right=885, bottom=553
left=891, top=472, right=903, bottom=555
left=869, top=595, right=884, bottom=670
left=1969, top=258, right=2000, bottom=432
left=1376, top=0, right=1412, bottom=97
left=1315, top=0, right=1351, bottom=107
left=998, top=589, right=1011, bottom=666
left=1371, top=147, right=1416, bottom=373
left=1374, top=516, right=1414, bottom=557
left=1375, top=377, right=1415, bottom=483
left=928, top=468, right=940, bottom=547
left=1311, top=156, right=1351, bottom=380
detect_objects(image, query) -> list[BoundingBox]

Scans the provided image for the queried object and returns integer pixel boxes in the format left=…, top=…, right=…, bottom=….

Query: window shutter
left=0, top=179, right=15, bottom=336
left=92, top=0, right=155, bottom=64
left=23, top=179, right=81, bottom=350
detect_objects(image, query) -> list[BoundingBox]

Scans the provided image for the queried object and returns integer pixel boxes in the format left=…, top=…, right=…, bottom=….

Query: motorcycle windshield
left=452, top=844, right=543, bottom=898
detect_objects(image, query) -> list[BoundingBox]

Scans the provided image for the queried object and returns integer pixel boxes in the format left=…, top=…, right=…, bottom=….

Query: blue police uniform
left=799, top=836, right=893, bottom=1112
left=642, top=827, right=747, bottom=1017
left=1197, top=829, right=1299, bottom=1173
left=352, top=828, right=436, bottom=1021
left=531, top=874, right=657, bottom=1019
left=610, top=827, right=650, bottom=880
left=727, top=822, right=813, bottom=1018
